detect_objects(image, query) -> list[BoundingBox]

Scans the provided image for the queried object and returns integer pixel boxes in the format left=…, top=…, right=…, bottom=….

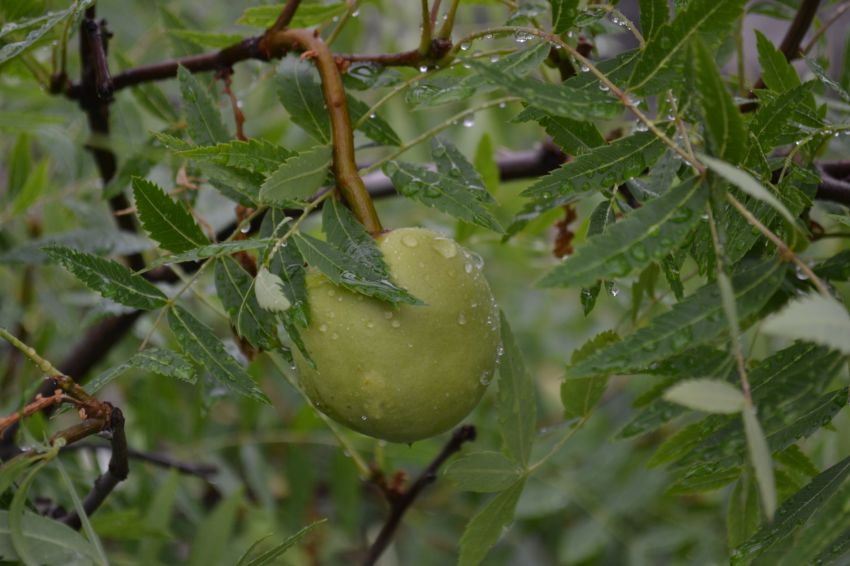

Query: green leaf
left=55, top=459, right=109, bottom=566
left=458, top=479, right=526, bottom=566
left=236, top=3, right=346, bottom=28
left=275, top=55, right=331, bottom=144
left=663, top=379, right=745, bottom=414
left=215, top=256, right=279, bottom=351
left=177, top=65, right=229, bottom=145
left=168, top=306, right=269, bottom=402
left=562, top=330, right=620, bottom=419
left=474, top=134, right=500, bottom=194
left=383, top=161, right=504, bottom=233
left=188, top=489, right=243, bottom=566
left=255, top=267, right=292, bottom=313
left=518, top=108, right=606, bottom=155
left=237, top=520, right=325, bottom=566
left=0, top=510, right=104, bottom=566
left=550, top=0, right=579, bottom=33
left=699, top=153, right=799, bottom=228
left=0, top=1, right=91, bottom=65
left=746, top=82, right=816, bottom=152
left=762, top=294, right=850, bottom=356
left=8, top=462, right=46, bottom=565
left=431, top=138, right=494, bottom=203
left=132, top=177, right=210, bottom=254
left=44, top=246, right=168, bottom=310
left=692, top=38, right=747, bottom=163
left=733, top=454, right=850, bottom=564
left=568, top=259, right=786, bottom=378
left=348, top=95, right=401, bottom=146
left=5, top=132, right=31, bottom=203
left=146, top=239, right=273, bottom=268
left=444, top=451, right=524, bottom=493
left=629, top=0, right=745, bottom=94
left=469, top=60, right=622, bottom=120
left=176, top=139, right=296, bottom=175
left=10, top=159, right=48, bottom=215
left=260, top=209, right=310, bottom=326
left=292, top=233, right=419, bottom=305
left=727, top=472, right=762, bottom=549
left=85, top=347, right=197, bottom=394
left=497, top=312, right=537, bottom=467
left=511, top=130, right=668, bottom=234
left=804, top=55, right=850, bottom=104
left=539, top=176, right=706, bottom=288
left=755, top=30, right=800, bottom=92
left=259, top=146, right=332, bottom=205
left=321, top=199, right=420, bottom=306
left=814, top=249, right=850, bottom=281
left=639, top=0, right=668, bottom=39
left=579, top=201, right=615, bottom=315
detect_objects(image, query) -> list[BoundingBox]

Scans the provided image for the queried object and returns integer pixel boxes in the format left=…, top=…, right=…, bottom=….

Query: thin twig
left=269, top=0, right=302, bottom=33
left=65, top=442, right=218, bottom=479
left=362, top=425, right=476, bottom=566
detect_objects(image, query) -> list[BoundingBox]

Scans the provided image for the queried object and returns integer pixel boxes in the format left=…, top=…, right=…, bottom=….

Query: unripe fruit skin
left=293, top=227, right=501, bottom=442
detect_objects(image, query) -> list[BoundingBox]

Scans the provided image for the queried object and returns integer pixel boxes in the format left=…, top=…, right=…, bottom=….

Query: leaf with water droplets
left=292, top=233, right=419, bottom=305
left=175, top=138, right=296, bottom=175
left=177, top=65, right=230, bottom=146
left=458, top=478, right=526, bottom=566
left=132, top=177, right=210, bottom=254
left=762, top=293, right=850, bottom=356
left=0, top=1, right=93, bottom=65
left=549, top=0, right=579, bottom=33
left=756, top=30, right=801, bottom=93
left=431, top=138, right=495, bottom=204
left=167, top=305, right=269, bottom=403
left=383, top=161, right=504, bottom=233
left=539, top=176, right=706, bottom=288
left=562, top=330, right=620, bottom=419
left=733, top=454, right=850, bottom=564
left=639, top=0, right=669, bottom=39
left=509, top=130, right=669, bottom=235
left=215, top=256, right=279, bottom=351
left=259, top=146, right=332, bottom=206
left=43, top=246, right=168, bottom=311
left=497, top=312, right=537, bottom=467
left=568, top=259, right=786, bottom=379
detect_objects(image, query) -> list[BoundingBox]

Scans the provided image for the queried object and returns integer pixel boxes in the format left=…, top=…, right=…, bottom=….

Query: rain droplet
left=599, top=83, right=610, bottom=92
left=462, top=117, right=475, bottom=128
left=402, top=234, right=419, bottom=247
left=489, top=55, right=500, bottom=63
left=240, top=225, right=251, bottom=234
left=460, top=43, right=471, bottom=51
left=609, top=284, right=620, bottom=297
left=383, top=311, right=393, bottom=319
left=464, top=262, right=473, bottom=274
left=331, top=332, right=339, bottom=340
left=352, top=9, right=360, bottom=17
left=457, top=312, right=467, bottom=325
left=391, top=320, right=401, bottom=328
left=361, top=415, right=368, bottom=421
left=432, top=238, right=457, bottom=258
left=319, top=324, right=328, bottom=333
left=419, top=65, right=429, bottom=73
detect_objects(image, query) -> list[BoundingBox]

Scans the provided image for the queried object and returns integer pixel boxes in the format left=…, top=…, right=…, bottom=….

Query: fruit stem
left=260, top=29, right=383, bottom=235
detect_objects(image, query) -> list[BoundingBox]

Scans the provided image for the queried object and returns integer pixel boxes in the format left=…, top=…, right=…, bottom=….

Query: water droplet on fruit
left=361, top=415, right=368, bottom=421
left=402, top=234, right=419, bottom=247
left=391, top=320, right=401, bottom=328
left=464, top=262, right=473, bottom=273
left=331, top=332, right=339, bottom=340
left=319, top=324, right=328, bottom=333
left=480, top=370, right=492, bottom=385
left=457, top=312, right=467, bottom=325
left=366, top=321, right=374, bottom=328
left=432, top=238, right=457, bottom=258
left=384, top=311, right=393, bottom=319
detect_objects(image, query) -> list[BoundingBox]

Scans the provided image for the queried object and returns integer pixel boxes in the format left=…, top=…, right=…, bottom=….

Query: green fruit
left=293, top=227, right=501, bottom=442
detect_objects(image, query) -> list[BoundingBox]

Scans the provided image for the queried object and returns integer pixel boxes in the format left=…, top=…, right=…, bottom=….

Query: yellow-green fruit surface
left=293, top=227, right=501, bottom=442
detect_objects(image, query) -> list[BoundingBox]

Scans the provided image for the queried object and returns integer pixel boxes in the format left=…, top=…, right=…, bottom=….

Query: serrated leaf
left=762, top=294, right=850, bottom=356
left=410, top=43, right=551, bottom=108
left=734, top=454, right=850, bottom=564
left=236, top=3, right=346, bottom=28
left=177, top=65, right=229, bottom=145
left=444, top=451, right=524, bottom=493
left=692, top=38, right=747, bottom=164
left=255, top=267, right=291, bottom=313
left=215, top=256, right=279, bottom=351
left=745, top=405, right=781, bottom=521
left=275, top=55, right=330, bottom=143
left=814, top=249, right=850, bottom=281
left=469, top=60, right=622, bottom=120
left=458, top=479, right=526, bottom=566
left=664, top=379, right=745, bottom=414
left=539, top=176, right=705, bottom=288
left=568, top=259, right=786, bottom=378
left=778, top=479, right=850, bottom=565
left=639, top=0, right=668, bottom=39
left=516, top=107, right=605, bottom=155
left=511, top=130, right=668, bottom=234
left=44, top=246, right=168, bottom=310
left=292, top=233, right=418, bottom=305
left=746, top=82, right=816, bottom=153
left=168, top=305, right=269, bottom=402
left=176, top=139, right=296, bottom=175
left=755, top=30, right=800, bottom=93
left=431, top=138, right=494, bottom=203
left=579, top=201, right=615, bottom=315
left=0, top=1, right=91, bottom=65
left=728, top=471, right=762, bottom=549
left=804, top=55, right=850, bottom=104
left=146, top=239, right=273, bottom=268
left=383, top=161, right=504, bottom=233
left=132, top=177, right=210, bottom=254
left=700, top=153, right=799, bottom=228
left=85, top=347, right=197, bottom=394
left=260, top=209, right=310, bottom=326
left=348, top=95, right=401, bottom=146
left=562, top=330, right=620, bottom=419
left=629, top=0, right=745, bottom=94
left=259, top=146, right=332, bottom=205
left=497, top=312, right=537, bottom=467
left=550, top=0, right=579, bottom=33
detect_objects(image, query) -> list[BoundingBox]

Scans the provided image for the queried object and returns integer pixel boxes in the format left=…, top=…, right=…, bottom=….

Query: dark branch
left=61, top=407, right=129, bottom=530
left=66, top=442, right=218, bottom=479
left=270, top=0, right=302, bottom=33
left=362, top=425, right=476, bottom=566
